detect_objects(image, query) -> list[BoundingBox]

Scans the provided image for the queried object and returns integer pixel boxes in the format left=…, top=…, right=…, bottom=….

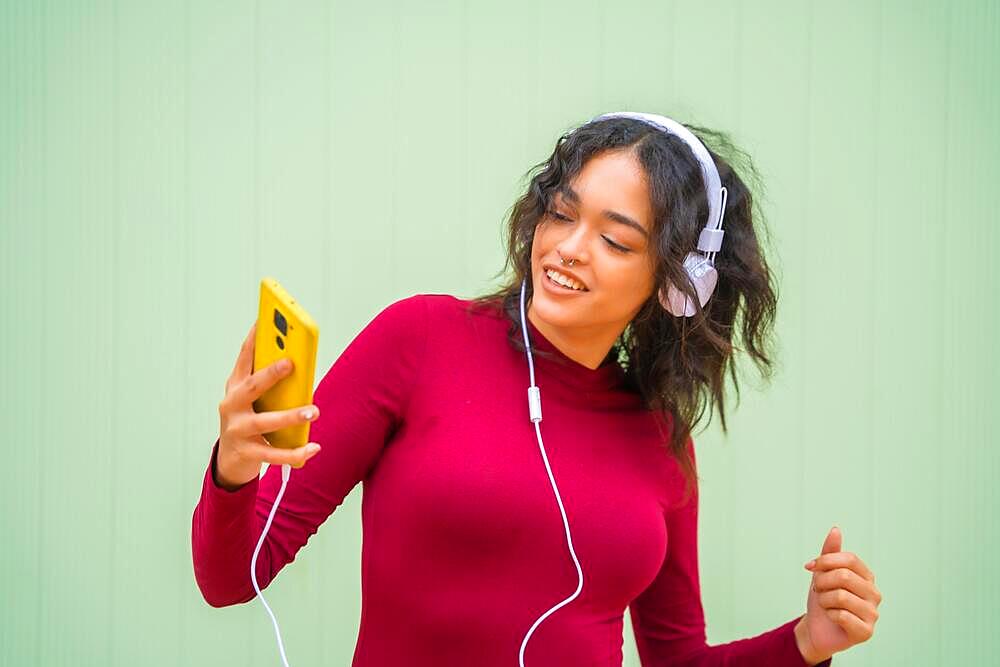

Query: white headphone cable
left=251, top=462, right=294, bottom=667
left=517, top=277, right=584, bottom=666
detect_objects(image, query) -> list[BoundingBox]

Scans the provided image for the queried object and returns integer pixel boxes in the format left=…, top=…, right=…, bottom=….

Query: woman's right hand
left=214, top=321, right=322, bottom=491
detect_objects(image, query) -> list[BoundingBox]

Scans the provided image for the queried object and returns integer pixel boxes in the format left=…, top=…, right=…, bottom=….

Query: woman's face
left=529, top=149, right=657, bottom=367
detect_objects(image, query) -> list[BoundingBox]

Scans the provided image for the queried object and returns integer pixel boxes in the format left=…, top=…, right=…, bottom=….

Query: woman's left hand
left=795, top=526, right=882, bottom=664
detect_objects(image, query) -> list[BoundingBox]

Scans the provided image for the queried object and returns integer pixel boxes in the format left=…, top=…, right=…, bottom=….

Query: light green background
left=1, top=1, right=997, bottom=665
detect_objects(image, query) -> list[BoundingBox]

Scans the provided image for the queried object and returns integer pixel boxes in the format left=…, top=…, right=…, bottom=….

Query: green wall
left=1, top=1, right=996, bottom=665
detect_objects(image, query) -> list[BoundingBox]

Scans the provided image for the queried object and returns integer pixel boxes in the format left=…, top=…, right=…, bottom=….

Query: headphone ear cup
left=659, top=253, right=719, bottom=317
left=659, top=283, right=699, bottom=317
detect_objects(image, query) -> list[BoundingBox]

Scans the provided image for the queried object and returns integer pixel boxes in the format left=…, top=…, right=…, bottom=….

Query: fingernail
left=306, top=443, right=320, bottom=454
left=804, top=559, right=816, bottom=569
left=300, top=408, right=315, bottom=420
left=281, top=359, right=292, bottom=371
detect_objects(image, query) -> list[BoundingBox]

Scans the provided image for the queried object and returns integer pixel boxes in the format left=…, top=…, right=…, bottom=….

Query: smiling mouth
left=543, top=270, right=588, bottom=293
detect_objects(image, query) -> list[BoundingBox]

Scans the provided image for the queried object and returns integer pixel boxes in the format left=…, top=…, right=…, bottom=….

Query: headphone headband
left=587, top=111, right=726, bottom=255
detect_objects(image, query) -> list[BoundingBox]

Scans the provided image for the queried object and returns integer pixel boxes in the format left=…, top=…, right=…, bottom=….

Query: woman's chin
left=531, top=289, right=584, bottom=325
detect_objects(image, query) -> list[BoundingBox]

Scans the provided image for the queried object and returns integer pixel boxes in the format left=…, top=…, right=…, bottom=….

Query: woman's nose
left=556, top=226, right=591, bottom=261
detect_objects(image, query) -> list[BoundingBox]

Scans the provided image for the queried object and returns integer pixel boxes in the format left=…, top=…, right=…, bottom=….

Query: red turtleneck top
left=191, top=293, right=831, bottom=666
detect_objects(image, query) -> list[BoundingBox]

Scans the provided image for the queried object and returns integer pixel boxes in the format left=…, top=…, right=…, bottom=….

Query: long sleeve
left=629, top=439, right=833, bottom=667
left=191, top=294, right=429, bottom=608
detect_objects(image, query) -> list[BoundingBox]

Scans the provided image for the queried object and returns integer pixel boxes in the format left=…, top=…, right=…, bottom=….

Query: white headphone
left=516, top=112, right=728, bottom=664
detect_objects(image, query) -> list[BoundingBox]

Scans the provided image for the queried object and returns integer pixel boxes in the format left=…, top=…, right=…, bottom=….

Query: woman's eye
left=604, top=238, right=631, bottom=253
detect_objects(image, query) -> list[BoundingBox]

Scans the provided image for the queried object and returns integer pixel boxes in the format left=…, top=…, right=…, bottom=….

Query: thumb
left=821, top=525, right=842, bottom=555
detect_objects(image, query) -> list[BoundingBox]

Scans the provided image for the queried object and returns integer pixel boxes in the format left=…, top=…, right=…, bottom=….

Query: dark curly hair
left=466, top=114, right=779, bottom=504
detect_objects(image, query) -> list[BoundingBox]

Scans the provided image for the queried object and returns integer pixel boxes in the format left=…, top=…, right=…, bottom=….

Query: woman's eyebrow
left=556, top=186, right=649, bottom=238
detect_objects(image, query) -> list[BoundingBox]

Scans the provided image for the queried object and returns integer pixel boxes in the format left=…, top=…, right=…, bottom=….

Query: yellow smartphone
left=252, top=277, right=320, bottom=450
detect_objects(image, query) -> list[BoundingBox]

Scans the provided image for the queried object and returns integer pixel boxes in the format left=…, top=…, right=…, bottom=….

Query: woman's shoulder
left=374, top=292, right=462, bottom=318
left=386, top=293, right=515, bottom=360
left=391, top=292, right=505, bottom=323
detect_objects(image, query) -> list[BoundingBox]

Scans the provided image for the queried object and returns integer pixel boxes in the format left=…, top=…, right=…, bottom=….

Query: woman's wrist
left=794, top=615, right=832, bottom=665
left=214, top=443, right=259, bottom=491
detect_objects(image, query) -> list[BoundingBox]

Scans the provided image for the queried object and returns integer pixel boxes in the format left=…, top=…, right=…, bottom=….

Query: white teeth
left=546, top=269, right=586, bottom=291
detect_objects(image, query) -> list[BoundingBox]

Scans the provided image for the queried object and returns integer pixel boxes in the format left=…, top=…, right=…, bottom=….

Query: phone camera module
left=273, top=308, right=288, bottom=336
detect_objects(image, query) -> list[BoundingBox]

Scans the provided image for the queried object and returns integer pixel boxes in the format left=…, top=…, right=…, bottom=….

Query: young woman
left=193, top=113, right=881, bottom=666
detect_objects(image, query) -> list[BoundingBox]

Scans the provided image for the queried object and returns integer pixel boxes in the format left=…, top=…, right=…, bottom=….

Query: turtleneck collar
left=459, top=294, right=645, bottom=410
left=522, top=312, right=626, bottom=394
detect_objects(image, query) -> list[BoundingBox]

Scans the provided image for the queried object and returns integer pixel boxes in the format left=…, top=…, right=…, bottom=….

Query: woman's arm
left=628, top=439, right=832, bottom=666
left=190, top=294, right=430, bottom=607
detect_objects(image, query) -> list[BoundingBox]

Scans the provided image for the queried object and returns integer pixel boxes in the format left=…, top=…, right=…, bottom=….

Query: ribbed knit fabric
left=191, top=293, right=832, bottom=667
